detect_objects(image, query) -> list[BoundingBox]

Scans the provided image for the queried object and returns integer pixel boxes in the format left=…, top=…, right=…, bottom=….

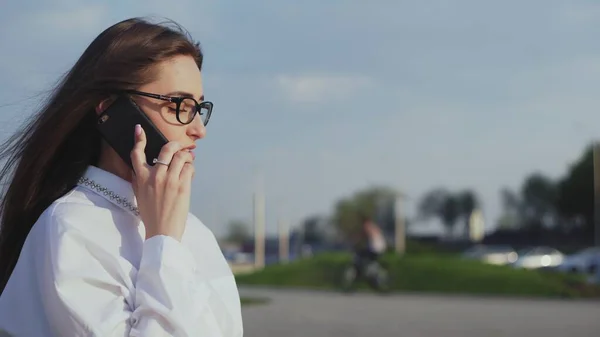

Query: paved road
left=240, top=287, right=600, bottom=337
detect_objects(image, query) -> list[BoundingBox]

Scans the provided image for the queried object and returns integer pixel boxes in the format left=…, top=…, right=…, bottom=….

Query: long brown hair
left=0, top=17, right=204, bottom=293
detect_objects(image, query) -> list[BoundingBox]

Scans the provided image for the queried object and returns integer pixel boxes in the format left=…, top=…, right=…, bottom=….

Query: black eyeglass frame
left=124, top=89, right=213, bottom=126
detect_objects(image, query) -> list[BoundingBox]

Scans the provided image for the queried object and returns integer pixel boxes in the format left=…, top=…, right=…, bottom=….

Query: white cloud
left=275, top=74, right=373, bottom=103
left=3, top=0, right=600, bottom=236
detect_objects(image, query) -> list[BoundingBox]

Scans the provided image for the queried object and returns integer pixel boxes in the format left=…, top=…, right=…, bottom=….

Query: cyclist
left=352, top=214, right=387, bottom=271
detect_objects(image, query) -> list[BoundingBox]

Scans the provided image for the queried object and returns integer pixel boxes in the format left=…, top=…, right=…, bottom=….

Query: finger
left=179, top=162, right=195, bottom=193
left=131, top=124, right=149, bottom=175
left=167, top=150, right=194, bottom=179
left=152, top=141, right=182, bottom=172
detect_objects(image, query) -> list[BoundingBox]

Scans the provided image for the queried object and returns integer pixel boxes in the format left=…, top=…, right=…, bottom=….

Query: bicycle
left=340, top=253, right=392, bottom=293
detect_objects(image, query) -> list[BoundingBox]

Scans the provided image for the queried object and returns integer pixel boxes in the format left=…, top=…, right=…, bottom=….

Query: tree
left=440, top=194, right=460, bottom=236
left=500, top=187, right=521, bottom=214
left=418, top=188, right=480, bottom=237
left=302, top=215, right=330, bottom=244
left=520, top=172, right=558, bottom=229
left=496, top=187, right=522, bottom=229
left=456, top=190, right=479, bottom=234
left=418, top=188, right=448, bottom=219
left=496, top=213, right=520, bottom=230
left=419, top=188, right=458, bottom=236
left=456, top=190, right=477, bottom=215
left=332, top=185, right=399, bottom=240
left=556, top=145, right=594, bottom=236
left=224, top=220, right=251, bottom=245
left=496, top=144, right=594, bottom=240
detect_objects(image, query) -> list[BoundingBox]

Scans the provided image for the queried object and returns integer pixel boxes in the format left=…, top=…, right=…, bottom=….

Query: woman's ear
left=95, top=96, right=116, bottom=116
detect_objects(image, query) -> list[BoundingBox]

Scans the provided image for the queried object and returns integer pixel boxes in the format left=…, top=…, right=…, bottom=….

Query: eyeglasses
left=124, top=90, right=213, bottom=126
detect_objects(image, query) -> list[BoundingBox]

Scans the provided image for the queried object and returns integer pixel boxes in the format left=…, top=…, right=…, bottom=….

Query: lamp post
left=278, top=219, right=289, bottom=263
left=394, top=195, right=406, bottom=255
left=253, top=191, right=265, bottom=269
left=593, top=142, right=600, bottom=247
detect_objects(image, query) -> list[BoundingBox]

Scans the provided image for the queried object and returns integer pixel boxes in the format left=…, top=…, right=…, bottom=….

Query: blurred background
left=1, top=1, right=600, bottom=336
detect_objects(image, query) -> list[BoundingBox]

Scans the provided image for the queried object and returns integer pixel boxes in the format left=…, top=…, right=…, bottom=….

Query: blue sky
left=1, top=1, right=599, bottom=238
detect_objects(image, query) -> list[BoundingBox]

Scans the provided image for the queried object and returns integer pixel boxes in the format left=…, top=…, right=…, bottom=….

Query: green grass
left=235, top=252, right=600, bottom=299
left=240, top=296, right=270, bottom=306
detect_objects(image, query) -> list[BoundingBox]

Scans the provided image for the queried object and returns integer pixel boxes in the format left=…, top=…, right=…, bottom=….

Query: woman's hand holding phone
left=130, top=124, right=195, bottom=241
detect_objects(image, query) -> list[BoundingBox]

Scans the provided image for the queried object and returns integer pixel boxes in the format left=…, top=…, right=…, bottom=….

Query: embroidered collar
left=77, top=166, right=139, bottom=217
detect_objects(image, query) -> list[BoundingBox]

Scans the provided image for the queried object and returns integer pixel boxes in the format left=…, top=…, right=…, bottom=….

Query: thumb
left=136, top=124, right=147, bottom=147
left=131, top=124, right=148, bottom=174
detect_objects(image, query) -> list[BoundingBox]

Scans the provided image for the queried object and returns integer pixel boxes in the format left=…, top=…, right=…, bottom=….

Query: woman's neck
left=96, top=143, right=133, bottom=182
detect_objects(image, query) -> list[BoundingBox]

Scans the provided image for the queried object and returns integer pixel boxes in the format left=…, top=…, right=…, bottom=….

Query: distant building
left=468, top=209, right=485, bottom=242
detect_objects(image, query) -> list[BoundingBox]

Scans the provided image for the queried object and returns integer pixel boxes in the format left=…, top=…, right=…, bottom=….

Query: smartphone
left=96, top=95, right=169, bottom=169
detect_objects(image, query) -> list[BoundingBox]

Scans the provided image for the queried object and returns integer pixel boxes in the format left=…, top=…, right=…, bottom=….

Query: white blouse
left=0, top=165, right=243, bottom=337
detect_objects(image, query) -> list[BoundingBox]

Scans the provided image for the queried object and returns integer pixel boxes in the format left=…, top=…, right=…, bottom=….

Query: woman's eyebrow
left=166, top=91, right=204, bottom=101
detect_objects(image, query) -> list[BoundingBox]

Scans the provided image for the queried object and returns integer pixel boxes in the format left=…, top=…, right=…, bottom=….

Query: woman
left=0, top=17, right=243, bottom=336
left=353, top=215, right=386, bottom=264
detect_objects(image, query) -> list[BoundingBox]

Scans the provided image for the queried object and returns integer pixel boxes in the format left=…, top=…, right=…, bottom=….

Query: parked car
left=462, top=244, right=518, bottom=265
left=557, top=247, right=600, bottom=274
left=511, top=246, right=564, bottom=269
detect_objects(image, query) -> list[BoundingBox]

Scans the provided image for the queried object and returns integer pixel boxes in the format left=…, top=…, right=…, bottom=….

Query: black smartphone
left=96, top=95, right=169, bottom=169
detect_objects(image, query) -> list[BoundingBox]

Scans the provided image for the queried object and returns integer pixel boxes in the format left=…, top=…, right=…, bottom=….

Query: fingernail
left=135, top=124, right=141, bottom=136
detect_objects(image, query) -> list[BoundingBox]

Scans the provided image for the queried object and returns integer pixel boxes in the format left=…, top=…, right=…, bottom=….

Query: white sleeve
left=38, top=215, right=221, bottom=337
